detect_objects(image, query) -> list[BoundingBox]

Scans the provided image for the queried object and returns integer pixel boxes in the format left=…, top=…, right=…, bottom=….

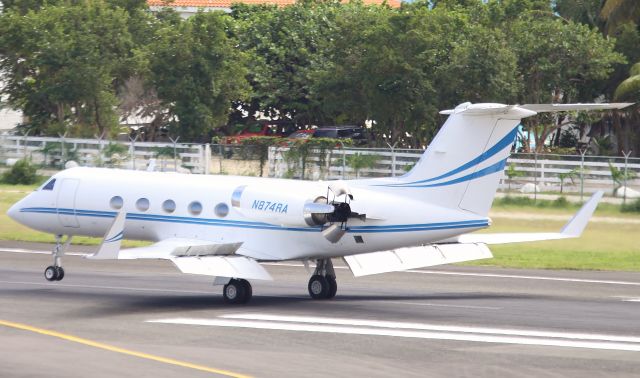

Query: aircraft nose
left=7, top=200, right=23, bottom=223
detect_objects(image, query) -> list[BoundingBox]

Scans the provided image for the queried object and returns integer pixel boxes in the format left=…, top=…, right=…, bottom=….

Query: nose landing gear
left=44, top=235, right=72, bottom=282
left=308, top=258, right=337, bottom=300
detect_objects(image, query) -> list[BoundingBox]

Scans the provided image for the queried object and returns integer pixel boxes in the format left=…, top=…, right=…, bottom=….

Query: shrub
left=551, top=196, right=569, bottom=208
left=2, top=159, right=38, bottom=185
left=621, top=199, right=640, bottom=213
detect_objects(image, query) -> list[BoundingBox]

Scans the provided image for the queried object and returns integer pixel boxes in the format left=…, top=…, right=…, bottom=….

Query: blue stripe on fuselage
left=19, top=207, right=488, bottom=234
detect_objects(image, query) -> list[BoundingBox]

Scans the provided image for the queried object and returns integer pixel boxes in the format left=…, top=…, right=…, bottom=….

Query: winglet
left=560, top=191, right=604, bottom=237
left=86, top=210, right=126, bottom=260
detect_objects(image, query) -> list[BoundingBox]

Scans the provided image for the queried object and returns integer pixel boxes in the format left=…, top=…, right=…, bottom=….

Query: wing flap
left=171, top=256, right=272, bottom=280
left=117, top=238, right=243, bottom=259
left=343, top=243, right=493, bottom=277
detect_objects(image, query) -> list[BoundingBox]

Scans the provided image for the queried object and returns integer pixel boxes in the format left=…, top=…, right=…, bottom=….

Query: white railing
left=0, top=134, right=205, bottom=172
left=2, top=134, right=638, bottom=195
left=267, top=146, right=640, bottom=194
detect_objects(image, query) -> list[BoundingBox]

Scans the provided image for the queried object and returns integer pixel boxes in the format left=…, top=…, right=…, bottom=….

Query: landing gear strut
left=44, top=235, right=71, bottom=282
left=308, top=258, right=337, bottom=300
left=223, top=278, right=252, bottom=304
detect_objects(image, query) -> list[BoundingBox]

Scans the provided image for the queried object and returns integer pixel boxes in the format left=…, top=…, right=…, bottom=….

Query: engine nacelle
left=231, top=185, right=330, bottom=227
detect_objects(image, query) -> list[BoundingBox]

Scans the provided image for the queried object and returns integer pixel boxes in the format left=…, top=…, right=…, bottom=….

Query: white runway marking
left=408, top=269, right=640, bottom=286
left=390, top=301, right=501, bottom=310
left=4, top=248, right=640, bottom=287
left=0, top=247, right=88, bottom=256
left=148, top=314, right=640, bottom=352
left=0, top=280, right=212, bottom=295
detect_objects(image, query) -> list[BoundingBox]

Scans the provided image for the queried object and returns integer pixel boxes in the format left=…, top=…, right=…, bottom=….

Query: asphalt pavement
left=1, top=241, right=639, bottom=378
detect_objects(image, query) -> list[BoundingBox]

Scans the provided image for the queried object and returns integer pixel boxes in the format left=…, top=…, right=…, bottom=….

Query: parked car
left=287, top=129, right=315, bottom=140
left=312, top=126, right=368, bottom=145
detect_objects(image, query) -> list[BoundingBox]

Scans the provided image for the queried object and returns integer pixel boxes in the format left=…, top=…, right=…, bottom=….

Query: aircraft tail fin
left=375, top=102, right=631, bottom=217
left=86, top=210, right=126, bottom=260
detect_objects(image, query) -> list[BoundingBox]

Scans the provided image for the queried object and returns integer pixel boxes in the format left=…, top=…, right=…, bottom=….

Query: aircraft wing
left=87, top=215, right=272, bottom=280
left=343, top=192, right=603, bottom=277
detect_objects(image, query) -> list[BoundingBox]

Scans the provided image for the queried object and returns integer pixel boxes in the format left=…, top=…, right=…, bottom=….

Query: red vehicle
left=221, top=122, right=296, bottom=144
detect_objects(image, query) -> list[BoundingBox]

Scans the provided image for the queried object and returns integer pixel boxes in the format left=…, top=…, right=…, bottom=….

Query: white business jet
left=7, top=102, right=631, bottom=303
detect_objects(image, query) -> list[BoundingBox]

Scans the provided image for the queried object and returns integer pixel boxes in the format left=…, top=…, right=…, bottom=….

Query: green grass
left=1, top=184, right=638, bottom=271
left=492, top=196, right=639, bottom=218
left=463, top=217, right=640, bottom=271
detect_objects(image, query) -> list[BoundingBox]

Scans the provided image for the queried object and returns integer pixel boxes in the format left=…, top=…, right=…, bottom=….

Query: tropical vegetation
left=0, top=0, right=638, bottom=154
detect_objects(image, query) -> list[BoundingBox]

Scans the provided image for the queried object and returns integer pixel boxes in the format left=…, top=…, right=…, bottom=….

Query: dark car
left=312, top=126, right=368, bottom=145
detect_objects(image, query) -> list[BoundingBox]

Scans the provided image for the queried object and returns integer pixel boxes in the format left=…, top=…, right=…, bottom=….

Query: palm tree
left=614, top=62, right=640, bottom=101
left=600, top=0, right=640, bottom=35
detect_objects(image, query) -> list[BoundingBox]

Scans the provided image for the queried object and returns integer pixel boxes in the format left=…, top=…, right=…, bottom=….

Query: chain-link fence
left=2, top=135, right=639, bottom=199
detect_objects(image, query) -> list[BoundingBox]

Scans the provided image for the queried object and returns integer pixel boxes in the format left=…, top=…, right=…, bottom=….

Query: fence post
left=579, top=149, right=587, bottom=202
left=128, top=134, right=138, bottom=170
left=622, top=150, right=632, bottom=205
left=94, top=132, right=105, bottom=167
left=533, top=151, right=538, bottom=202
left=386, top=142, right=397, bottom=177
left=57, top=132, right=67, bottom=168
left=337, top=141, right=346, bottom=179
left=169, top=136, right=180, bottom=172
left=204, top=143, right=211, bottom=175
left=23, top=131, right=33, bottom=160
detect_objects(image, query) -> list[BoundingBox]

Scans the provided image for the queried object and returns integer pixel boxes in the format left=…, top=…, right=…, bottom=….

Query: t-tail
left=373, top=102, right=633, bottom=217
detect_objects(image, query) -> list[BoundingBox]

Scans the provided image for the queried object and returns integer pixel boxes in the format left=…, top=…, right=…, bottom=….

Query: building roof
left=147, top=0, right=401, bottom=9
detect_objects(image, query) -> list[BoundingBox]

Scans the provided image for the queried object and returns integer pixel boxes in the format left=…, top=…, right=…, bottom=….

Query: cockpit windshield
left=40, top=178, right=56, bottom=191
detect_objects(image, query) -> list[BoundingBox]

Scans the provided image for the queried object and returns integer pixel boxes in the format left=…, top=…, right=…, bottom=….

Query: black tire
left=326, top=276, right=337, bottom=299
left=308, top=275, right=329, bottom=299
left=44, top=266, right=58, bottom=282
left=223, top=279, right=246, bottom=304
left=55, top=267, right=65, bottom=281
left=238, top=279, right=252, bottom=304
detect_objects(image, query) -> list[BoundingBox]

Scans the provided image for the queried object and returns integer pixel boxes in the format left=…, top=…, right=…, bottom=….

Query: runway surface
left=1, top=241, right=639, bottom=377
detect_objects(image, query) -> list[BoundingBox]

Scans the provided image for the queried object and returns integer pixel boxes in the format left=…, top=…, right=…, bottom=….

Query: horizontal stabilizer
left=439, top=103, right=633, bottom=117
left=343, top=243, right=492, bottom=277
left=171, top=256, right=272, bottom=280
left=521, top=103, right=633, bottom=113
left=457, top=191, right=603, bottom=245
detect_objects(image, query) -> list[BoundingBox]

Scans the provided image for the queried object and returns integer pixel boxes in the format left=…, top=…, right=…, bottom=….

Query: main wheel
left=55, top=267, right=65, bottom=281
left=238, top=279, right=252, bottom=304
left=326, top=276, right=337, bottom=299
left=308, top=275, right=329, bottom=299
left=223, top=279, right=247, bottom=304
left=44, top=266, right=58, bottom=282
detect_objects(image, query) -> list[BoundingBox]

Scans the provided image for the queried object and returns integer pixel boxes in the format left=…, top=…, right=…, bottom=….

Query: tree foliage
left=0, top=0, right=636, bottom=152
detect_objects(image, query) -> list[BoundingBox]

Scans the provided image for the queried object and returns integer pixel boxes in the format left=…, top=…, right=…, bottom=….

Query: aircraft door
left=56, top=178, right=80, bottom=228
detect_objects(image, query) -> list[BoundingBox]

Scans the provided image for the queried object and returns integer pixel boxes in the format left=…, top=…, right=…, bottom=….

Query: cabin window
left=162, top=199, right=176, bottom=213
left=188, top=201, right=202, bottom=216
left=214, top=203, right=229, bottom=218
left=42, top=179, right=56, bottom=191
left=110, top=196, right=123, bottom=210
left=136, top=198, right=150, bottom=212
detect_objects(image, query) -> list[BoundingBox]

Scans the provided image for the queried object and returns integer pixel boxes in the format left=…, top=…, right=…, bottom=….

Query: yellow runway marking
left=0, top=319, right=251, bottom=378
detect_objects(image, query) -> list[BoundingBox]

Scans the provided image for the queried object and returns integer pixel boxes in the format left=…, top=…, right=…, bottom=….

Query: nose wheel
left=44, top=235, right=71, bottom=282
left=308, top=259, right=337, bottom=300
left=44, top=266, right=65, bottom=281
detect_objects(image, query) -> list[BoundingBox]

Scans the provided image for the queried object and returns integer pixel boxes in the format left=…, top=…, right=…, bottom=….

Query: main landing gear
left=44, top=235, right=71, bottom=282
left=308, top=258, right=337, bottom=300
left=222, top=278, right=252, bottom=304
